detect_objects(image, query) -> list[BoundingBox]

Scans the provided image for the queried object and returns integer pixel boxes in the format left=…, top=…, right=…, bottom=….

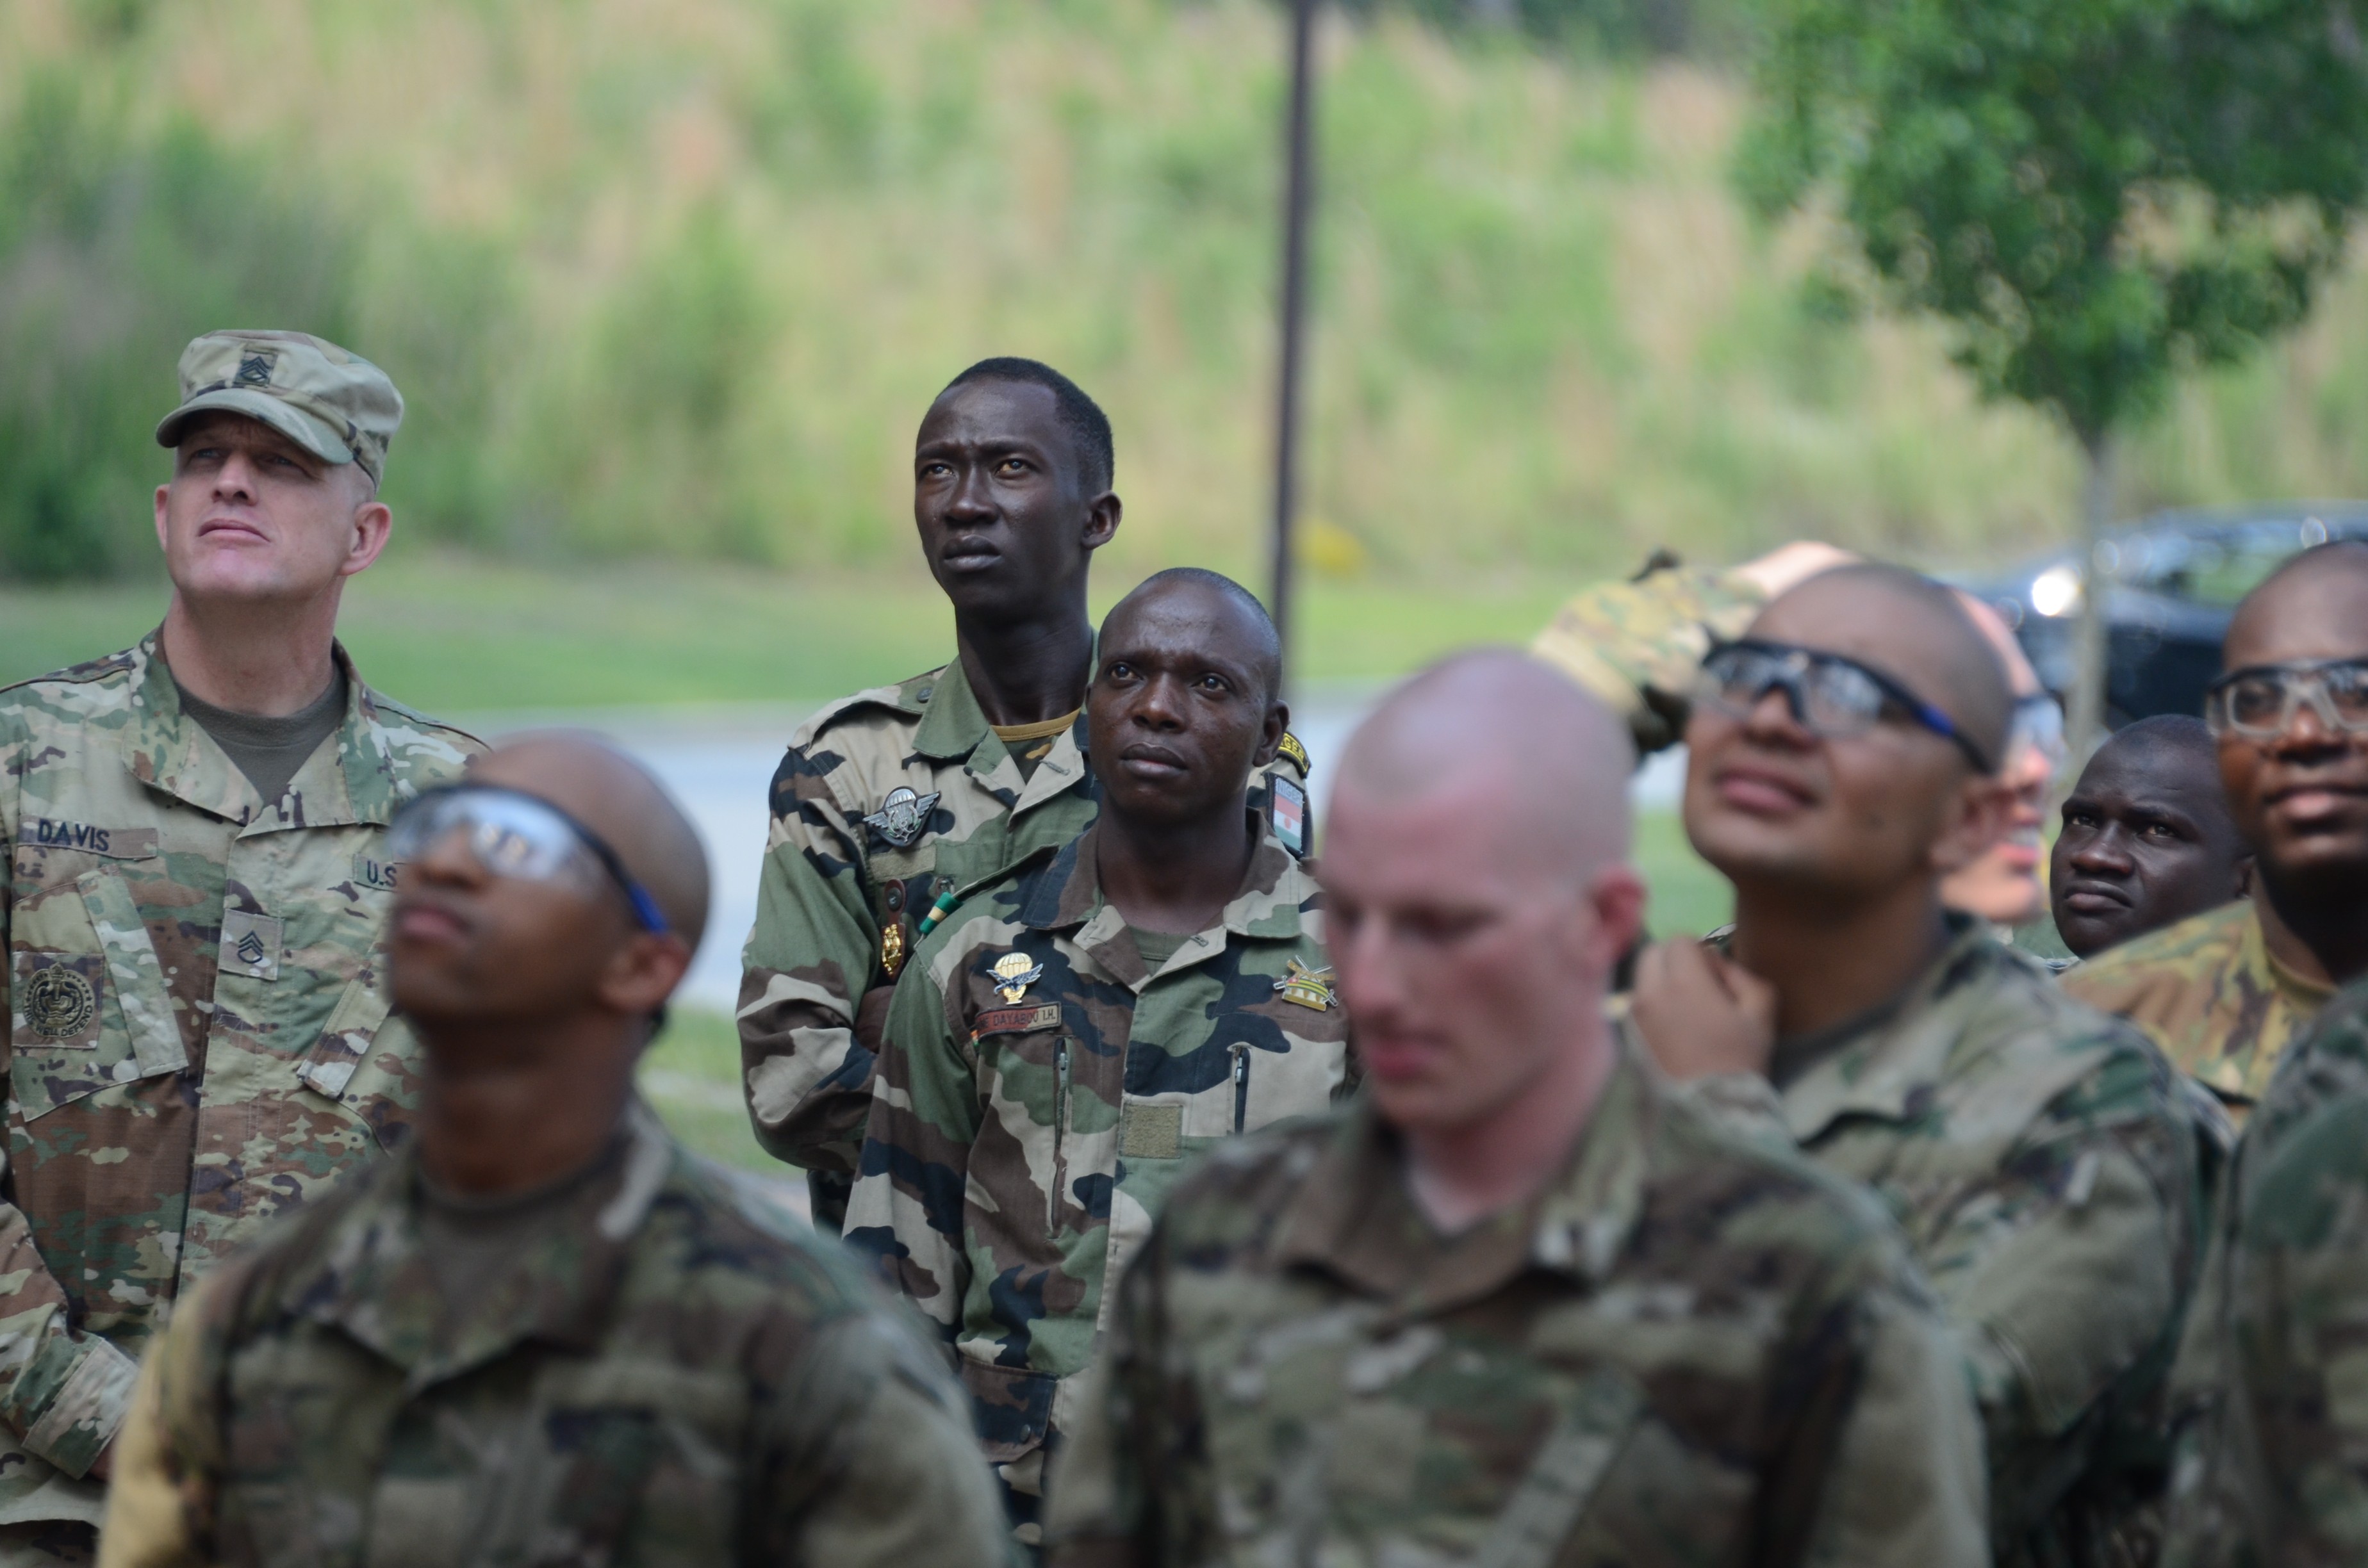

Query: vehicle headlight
left=2030, top=564, right=2082, bottom=618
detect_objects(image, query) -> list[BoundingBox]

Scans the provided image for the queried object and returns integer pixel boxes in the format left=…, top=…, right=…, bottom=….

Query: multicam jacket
left=1043, top=1047, right=1991, bottom=1568
left=0, top=634, right=475, bottom=1521
left=95, top=1102, right=1010, bottom=1568
left=1530, top=552, right=1768, bottom=755
left=736, top=659, right=1311, bottom=1198
left=2064, top=899, right=2335, bottom=1119
left=1693, top=921, right=2204, bottom=1567
left=843, top=818, right=1351, bottom=1465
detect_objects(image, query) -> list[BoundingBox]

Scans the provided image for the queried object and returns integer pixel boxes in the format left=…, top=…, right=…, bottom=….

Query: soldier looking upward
left=2066, top=541, right=2368, bottom=1115
left=0, top=331, right=477, bottom=1562
left=846, top=570, right=1351, bottom=1546
left=2050, top=717, right=2250, bottom=962
left=737, top=360, right=1311, bottom=1231
left=1627, top=566, right=2202, bottom=1567
left=98, top=734, right=1008, bottom=1568
left=1044, top=650, right=1989, bottom=1568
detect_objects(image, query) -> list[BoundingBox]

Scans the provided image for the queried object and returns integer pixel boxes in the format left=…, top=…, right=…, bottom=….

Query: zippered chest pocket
left=9, top=857, right=189, bottom=1120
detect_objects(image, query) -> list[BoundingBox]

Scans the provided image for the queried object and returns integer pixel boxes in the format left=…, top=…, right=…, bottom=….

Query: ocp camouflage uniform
left=1690, top=920, right=2205, bottom=1566
left=94, top=1102, right=1010, bottom=1568
left=1042, top=1041, right=1991, bottom=1568
left=0, top=635, right=476, bottom=1528
left=2063, top=899, right=2335, bottom=1122
left=2155, top=977, right=2368, bottom=1568
left=737, top=660, right=1311, bottom=1223
left=843, top=817, right=1351, bottom=1489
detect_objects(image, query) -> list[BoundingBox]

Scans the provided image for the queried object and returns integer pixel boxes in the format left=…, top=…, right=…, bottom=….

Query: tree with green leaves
left=1738, top=0, right=2368, bottom=751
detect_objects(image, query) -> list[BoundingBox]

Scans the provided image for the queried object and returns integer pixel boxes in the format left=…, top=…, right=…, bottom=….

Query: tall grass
left=2, top=0, right=2364, bottom=588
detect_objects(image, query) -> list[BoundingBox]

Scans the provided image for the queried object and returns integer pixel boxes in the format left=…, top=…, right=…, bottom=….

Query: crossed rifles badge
left=1272, top=958, right=1336, bottom=1011
left=863, top=787, right=941, bottom=850
left=990, top=952, right=1045, bottom=1005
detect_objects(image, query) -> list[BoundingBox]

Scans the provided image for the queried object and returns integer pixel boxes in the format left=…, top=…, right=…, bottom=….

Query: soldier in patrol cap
left=737, top=358, right=1312, bottom=1230
left=1044, top=651, right=1988, bottom=1568
left=0, top=330, right=479, bottom=1562
left=844, top=569, right=1352, bottom=1547
left=97, top=733, right=1009, bottom=1568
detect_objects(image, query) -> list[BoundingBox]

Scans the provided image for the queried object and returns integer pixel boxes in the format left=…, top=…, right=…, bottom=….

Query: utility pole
left=1268, top=0, right=1319, bottom=685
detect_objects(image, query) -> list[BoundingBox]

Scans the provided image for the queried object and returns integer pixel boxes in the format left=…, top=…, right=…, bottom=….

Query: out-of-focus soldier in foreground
left=0, top=331, right=477, bottom=1562
left=2050, top=717, right=2250, bottom=964
left=848, top=570, right=1352, bottom=1544
left=99, top=734, right=1008, bottom=1568
left=1626, top=566, right=2203, bottom=1567
left=737, top=359, right=1311, bottom=1231
left=1046, top=651, right=1989, bottom=1568
left=2067, top=541, right=2368, bottom=1118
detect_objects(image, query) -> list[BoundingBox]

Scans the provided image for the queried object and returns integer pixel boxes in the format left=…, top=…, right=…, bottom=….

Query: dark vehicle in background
left=1965, top=504, right=2368, bottom=726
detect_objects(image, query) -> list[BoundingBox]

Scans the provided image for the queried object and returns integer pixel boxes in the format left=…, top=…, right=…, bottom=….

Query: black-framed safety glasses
left=386, top=785, right=671, bottom=935
left=1697, top=639, right=1997, bottom=774
left=2205, top=658, right=2368, bottom=740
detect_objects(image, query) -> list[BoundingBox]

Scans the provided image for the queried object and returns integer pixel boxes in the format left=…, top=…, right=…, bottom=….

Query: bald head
left=1106, top=568, right=1283, bottom=705
left=2228, top=539, right=2368, bottom=670
left=1756, top=564, right=2014, bottom=771
left=469, top=731, right=711, bottom=953
left=1341, top=649, right=1634, bottom=875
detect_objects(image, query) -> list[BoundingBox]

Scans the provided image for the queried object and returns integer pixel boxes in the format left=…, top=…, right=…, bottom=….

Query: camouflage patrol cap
left=154, top=330, right=404, bottom=487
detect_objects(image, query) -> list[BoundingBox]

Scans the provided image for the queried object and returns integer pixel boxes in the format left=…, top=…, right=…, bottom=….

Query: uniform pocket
left=294, top=974, right=421, bottom=1153
left=958, top=1359, right=1058, bottom=1464
left=10, top=862, right=185, bottom=1120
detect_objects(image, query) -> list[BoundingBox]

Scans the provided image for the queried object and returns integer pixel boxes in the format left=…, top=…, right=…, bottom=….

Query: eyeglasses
left=1697, top=639, right=1996, bottom=774
left=2206, top=658, right=2368, bottom=740
left=2009, top=692, right=2068, bottom=772
left=386, top=785, right=670, bottom=934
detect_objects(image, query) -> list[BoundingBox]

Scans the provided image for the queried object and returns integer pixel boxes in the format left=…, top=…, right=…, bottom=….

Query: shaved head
left=1339, top=649, right=1634, bottom=876
left=2228, top=539, right=2368, bottom=670
left=469, top=731, right=712, bottom=953
left=1106, top=568, right=1283, bottom=705
left=1757, top=564, right=2014, bottom=771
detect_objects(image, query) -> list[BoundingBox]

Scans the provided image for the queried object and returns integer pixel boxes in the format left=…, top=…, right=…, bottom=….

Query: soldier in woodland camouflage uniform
left=848, top=571, right=1351, bottom=1540
left=98, top=735, right=1008, bottom=1568
left=2065, top=543, right=2368, bottom=1122
left=1622, top=566, right=2202, bottom=1567
left=739, top=360, right=1310, bottom=1230
left=0, top=332, right=476, bottom=1560
left=1046, top=653, right=1989, bottom=1568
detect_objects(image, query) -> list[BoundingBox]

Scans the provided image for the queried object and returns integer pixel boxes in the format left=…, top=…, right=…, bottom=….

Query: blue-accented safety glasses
left=1697, top=639, right=1996, bottom=775
left=386, top=785, right=670, bottom=935
left=2207, top=658, right=2368, bottom=740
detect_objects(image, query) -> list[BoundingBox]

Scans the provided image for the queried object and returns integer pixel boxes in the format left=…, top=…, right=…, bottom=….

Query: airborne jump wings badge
left=990, top=951, right=1044, bottom=1005
left=863, top=787, right=941, bottom=849
left=1273, top=958, right=1336, bottom=1011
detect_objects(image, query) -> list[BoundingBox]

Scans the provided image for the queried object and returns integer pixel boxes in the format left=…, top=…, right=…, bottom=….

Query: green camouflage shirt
left=843, top=817, right=1351, bottom=1465
left=1692, top=921, right=2205, bottom=1566
left=736, top=660, right=1311, bottom=1192
left=97, top=1102, right=1011, bottom=1568
left=1043, top=1047, right=1990, bottom=1568
left=0, top=633, right=475, bottom=1519
left=2063, top=899, right=2335, bottom=1120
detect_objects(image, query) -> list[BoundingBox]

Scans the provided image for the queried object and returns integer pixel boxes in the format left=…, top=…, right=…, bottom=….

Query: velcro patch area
left=1119, top=1102, right=1183, bottom=1160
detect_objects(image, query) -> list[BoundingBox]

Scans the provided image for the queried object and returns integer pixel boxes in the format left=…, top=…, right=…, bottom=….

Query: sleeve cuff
left=21, top=1333, right=140, bottom=1478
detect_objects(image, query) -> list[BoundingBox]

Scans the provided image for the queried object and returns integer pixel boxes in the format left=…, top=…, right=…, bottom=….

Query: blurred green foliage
left=3, top=0, right=2367, bottom=590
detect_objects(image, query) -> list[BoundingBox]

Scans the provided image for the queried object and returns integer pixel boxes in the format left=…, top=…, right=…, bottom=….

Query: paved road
left=469, top=694, right=1684, bottom=1015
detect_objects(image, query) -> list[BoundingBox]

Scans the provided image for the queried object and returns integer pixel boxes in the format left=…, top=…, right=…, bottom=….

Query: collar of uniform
left=1020, top=814, right=1315, bottom=991
left=2242, top=898, right=2339, bottom=1018
left=282, top=1099, right=678, bottom=1387
left=913, top=655, right=1093, bottom=813
left=1268, top=1045, right=1654, bottom=1311
left=1767, top=912, right=2000, bottom=1143
left=122, top=632, right=400, bottom=829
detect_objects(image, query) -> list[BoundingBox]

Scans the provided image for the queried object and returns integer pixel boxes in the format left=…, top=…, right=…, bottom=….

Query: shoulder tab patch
left=973, top=1003, right=1064, bottom=1040
left=1269, top=776, right=1309, bottom=859
left=1277, top=731, right=1311, bottom=774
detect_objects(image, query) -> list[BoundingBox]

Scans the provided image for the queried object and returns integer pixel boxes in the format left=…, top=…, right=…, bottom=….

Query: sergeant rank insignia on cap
left=1272, top=958, right=1336, bottom=1011
left=990, top=952, right=1044, bottom=1004
left=864, top=787, right=941, bottom=849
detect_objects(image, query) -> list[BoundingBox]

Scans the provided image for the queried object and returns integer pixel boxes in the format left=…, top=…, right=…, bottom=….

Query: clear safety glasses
left=2206, top=658, right=2368, bottom=740
left=1697, top=639, right=1997, bottom=775
left=386, top=785, right=670, bottom=934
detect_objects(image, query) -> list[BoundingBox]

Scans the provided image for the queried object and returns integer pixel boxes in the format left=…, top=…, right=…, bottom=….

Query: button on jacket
left=0, top=634, right=477, bottom=1517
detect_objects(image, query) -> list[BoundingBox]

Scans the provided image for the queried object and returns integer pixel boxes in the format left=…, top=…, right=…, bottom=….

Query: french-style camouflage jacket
left=95, top=1102, right=1011, bottom=1568
left=843, top=817, right=1351, bottom=1466
left=0, top=634, right=476, bottom=1523
left=1693, top=920, right=2206, bottom=1567
left=1043, top=1047, right=1991, bottom=1568
left=736, top=659, right=1311, bottom=1207
left=2063, top=899, right=2335, bottom=1121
